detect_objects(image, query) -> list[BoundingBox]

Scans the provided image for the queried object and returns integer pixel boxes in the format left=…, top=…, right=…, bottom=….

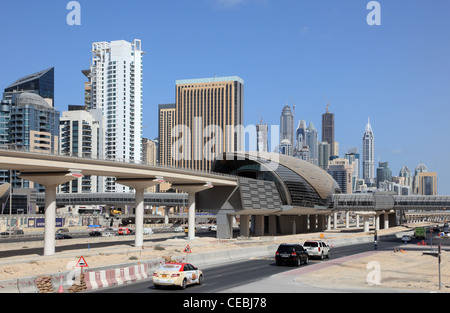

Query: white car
left=401, top=235, right=411, bottom=242
left=304, top=240, right=330, bottom=259
left=143, top=228, right=154, bottom=235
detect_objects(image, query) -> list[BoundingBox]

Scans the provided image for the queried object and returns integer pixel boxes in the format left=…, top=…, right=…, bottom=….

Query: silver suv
left=303, top=240, right=330, bottom=260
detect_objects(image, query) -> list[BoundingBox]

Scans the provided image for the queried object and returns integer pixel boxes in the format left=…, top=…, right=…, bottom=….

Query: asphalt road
left=93, top=239, right=402, bottom=293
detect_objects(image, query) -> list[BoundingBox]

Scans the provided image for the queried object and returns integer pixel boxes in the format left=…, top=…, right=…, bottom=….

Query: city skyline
left=0, top=1, right=449, bottom=194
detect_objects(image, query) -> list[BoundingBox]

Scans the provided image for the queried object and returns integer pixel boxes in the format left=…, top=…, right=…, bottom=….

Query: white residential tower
left=89, top=39, right=144, bottom=192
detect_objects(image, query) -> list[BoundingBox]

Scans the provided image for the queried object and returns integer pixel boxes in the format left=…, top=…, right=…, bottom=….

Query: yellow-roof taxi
left=152, top=263, right=204, bottom=289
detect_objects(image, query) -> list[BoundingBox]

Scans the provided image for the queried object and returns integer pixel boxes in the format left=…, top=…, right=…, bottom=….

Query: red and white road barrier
left=84, top=262, right=151, bottom=290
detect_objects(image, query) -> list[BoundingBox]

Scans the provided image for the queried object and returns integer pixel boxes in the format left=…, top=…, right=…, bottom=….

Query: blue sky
left=1, top=0, right=449, bottom=194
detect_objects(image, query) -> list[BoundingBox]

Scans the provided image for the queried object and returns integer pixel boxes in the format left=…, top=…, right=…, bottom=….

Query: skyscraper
left=280, top=105, right=294, bottom=147
left=376, top=161, right=392, bottom=188
left=158, top=103, right=176, bottom=168
left=9, top=93, right=60, bottom=191
left=306, top=122, right=318, bottom=166
left=295, top=120, right=307, bottom=150
left=89, top=39, right=144, bottom=192
left=174, top=76, right=244, bottom=172
left=256, top=122, right=268, bottom=153
left=322, top=108, right=335, bottom=158
left=362, top=118, right=375, bottom=186
left=418, top=172, right=438, bottom=195
left=3, top=67, right=55, bottom=105
left=59, top=106, right=104, bottom=193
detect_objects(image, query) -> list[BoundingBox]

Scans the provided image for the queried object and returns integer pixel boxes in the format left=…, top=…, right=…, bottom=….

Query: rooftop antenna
left=324, top=95, right=332, bottom=113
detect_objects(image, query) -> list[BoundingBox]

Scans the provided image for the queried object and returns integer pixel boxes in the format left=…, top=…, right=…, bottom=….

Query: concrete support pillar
left=333, top=212, right=338, bottom=229
left=268, top=215, right=277, bottom=235
left=317, top=215, right=325, bottom=232
left=134, top=188, right=145, bottom=248
left=300, top=215, right=308, bottom=233
left=375, top=214, right=380, bottom=231
left=164, top=208, right=169, bottom=225
left=19, top=171, right=83, bottom=256
left=345, top=211, right=350, bottom=229
left=254, top=215, right=264, bottom=236
left=44, top=185, right=57, bottom=256
left=171, top=182, right=213, bottom=241
left=240, top=215, right=250, bottom=237
left=356, top=214, right=360, bottom=228
left=327, top=215, right=332, bottom=231
left=384, top=213, right=390, bottom=229
left=187, top=193, right=196, bottom=240
left=363, top=215, right=370, bottom=232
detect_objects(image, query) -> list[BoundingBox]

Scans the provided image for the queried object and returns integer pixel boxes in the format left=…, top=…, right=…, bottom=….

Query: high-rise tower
left=362, top=118, right=375, bottom=185
left=280, top=105, right=294, bottom=147
left=89, top=39, right=144, bottom=192
left=174, top=76, right=244, bottom=172
left=322, top=105, right=335, bottom=158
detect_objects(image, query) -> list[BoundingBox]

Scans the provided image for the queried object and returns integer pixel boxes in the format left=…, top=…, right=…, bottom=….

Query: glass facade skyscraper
left=3, top=67, right=55, bottom=104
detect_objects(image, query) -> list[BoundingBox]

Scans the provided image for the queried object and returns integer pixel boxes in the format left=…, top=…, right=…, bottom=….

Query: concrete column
left=356, top=214, right=360, bottom=228
left=268, top=215, right=277, bottom=235
left=19, top=171, right=83, bottom=256
left=135, top=188, right=145, bottom=248
left=300, top=215, right=308, bottom=233
left=116, top=177, right=165, bottom=247
left=333, top=212, right=338, bottom=229
left=327, top=215, right=332, bottom=231
left=44, top=185, right=57, bottom=256
left=375, top=214, right=380, bottom=231
left=318, top=215, right=326, bottom=232
left=188, top=193, right=196, bottom=240
left=310, top=215, right=317, bottom=232
left=164, top=208, right=169, bottom=225
left=254, top=215, right=264, bottom=236
left=384, top=213, right=390, bottom=229
left=345, top=211, right=350, bottom=229
left=240, top=215, right=250, bottom=237
left=363, top=216, right=370, bottom=232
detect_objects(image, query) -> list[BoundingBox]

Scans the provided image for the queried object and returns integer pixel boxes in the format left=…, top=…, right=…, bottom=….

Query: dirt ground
left=0, top=223, right=448, bottom=292
left=296, top=249, right=450, bottom=292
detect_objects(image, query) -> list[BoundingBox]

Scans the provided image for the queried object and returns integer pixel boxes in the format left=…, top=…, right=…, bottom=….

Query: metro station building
left=196, top=152, right=342, bottom=239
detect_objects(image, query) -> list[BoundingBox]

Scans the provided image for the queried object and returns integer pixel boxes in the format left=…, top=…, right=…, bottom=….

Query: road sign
left=320, top=234, right=324, bottom=239
left=76, top=256, right=89, bottom=268
left=184, top=245, right=192, bottom=254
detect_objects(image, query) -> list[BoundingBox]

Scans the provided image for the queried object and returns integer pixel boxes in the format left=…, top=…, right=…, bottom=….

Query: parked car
left=303, top=240, right=330, bottom=259
left=152, top=263, right=204, bottom=289
left=209, top=225, right=217, bottom=231
left=143, top=228, right=154, bottom=235
left=275, top=244, right=309, bottom=266
left=118, top=227, right=132, bottom=235
left=102, top=231, right=115, bottom=237
left=55, top=233, right=72, bottom=240
left=401, top=235, right=412, bottom=242
left=173, top=226, right=183, bottom=232
left=89, top=231, right=102, bottom=237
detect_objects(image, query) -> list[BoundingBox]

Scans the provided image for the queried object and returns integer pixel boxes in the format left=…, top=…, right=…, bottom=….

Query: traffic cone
left=58, top=276, right=64, bottom=293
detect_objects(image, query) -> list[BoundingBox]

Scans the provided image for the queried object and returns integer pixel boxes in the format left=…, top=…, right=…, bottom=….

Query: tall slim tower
left=362, top=118, right=375, bottom=185
left=256, top=121, right=268, bottom=153
left=89, top=39, right=144, bottom=192
left=322, top=105, right=335, bottom=158
left=174, top=76, right=244, bottom=172
left=280, top=105, right=294, bottom=147
left=158, top=103, right=176, bottom=167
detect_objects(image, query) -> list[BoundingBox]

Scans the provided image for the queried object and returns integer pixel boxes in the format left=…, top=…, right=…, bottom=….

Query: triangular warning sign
left=76, top=256, right=89, bottom=268
left=184, top=245, right=192, bottom=254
